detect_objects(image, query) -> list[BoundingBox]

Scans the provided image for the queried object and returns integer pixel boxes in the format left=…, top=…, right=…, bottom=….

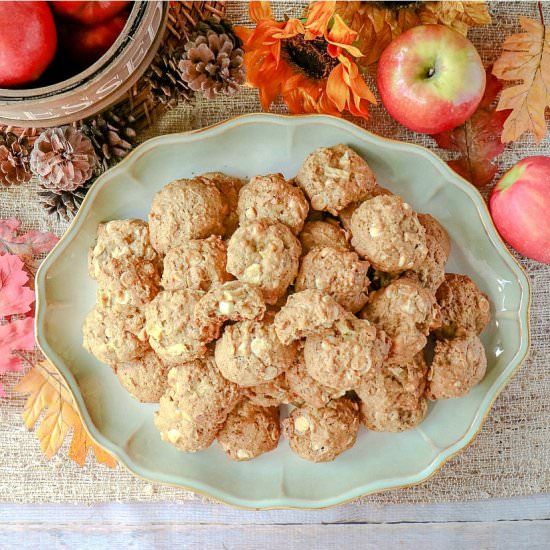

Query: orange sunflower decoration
left=235, top=1, right=376, bottom=120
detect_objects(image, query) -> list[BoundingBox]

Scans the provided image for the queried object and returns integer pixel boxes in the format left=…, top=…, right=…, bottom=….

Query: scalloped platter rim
left=35, top=114, right=531, bottom=510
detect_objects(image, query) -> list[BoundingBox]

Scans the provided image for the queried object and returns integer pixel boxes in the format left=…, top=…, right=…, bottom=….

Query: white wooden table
left=1, top=494, right=549, bottom=548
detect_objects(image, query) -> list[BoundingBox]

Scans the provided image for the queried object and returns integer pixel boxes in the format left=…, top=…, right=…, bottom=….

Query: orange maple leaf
left=15, top=361, right=117, bottom=468
left=433, top=71, right=511, bottom=187
left=493, top=15, right=550, bottom=143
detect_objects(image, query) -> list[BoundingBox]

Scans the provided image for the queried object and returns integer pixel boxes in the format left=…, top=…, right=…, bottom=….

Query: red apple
left=489, top=157, right=550, bottom=264
left=0, top=1, right=57, bottom=87
left=51, top=1, right=130, bottom=25
left=58, top=13, right=127, bottom=67
left=377, top=24, right=486, bottom=134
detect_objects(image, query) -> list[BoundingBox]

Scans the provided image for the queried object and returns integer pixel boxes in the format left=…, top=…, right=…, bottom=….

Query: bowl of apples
left=0, top=1, right=168, bottom=127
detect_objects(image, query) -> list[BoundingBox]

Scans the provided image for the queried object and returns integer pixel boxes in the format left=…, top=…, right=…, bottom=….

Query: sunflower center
left=282, top=35, right=338, bottom=80
left=377, top=1, right=419, bottom=8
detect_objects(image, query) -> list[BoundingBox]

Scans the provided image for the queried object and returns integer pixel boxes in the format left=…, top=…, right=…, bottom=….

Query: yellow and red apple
left=489, top=157, right=550, bottom=264
left=377, top=24, right=486, bottom=134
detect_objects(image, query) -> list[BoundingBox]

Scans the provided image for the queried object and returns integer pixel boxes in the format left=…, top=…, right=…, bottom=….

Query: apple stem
left=539, top=0, right=545, bottom=25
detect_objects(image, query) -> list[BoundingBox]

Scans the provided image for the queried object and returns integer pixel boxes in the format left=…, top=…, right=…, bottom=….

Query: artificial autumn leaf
left=336, top=1, right=420, bottom=66
left=418, top=1, right=492, bottom=36
left=0, top=254, right=35, bottom=316
left=335, top=1, right=490, bottom=66
left=16, top=361, right=117, bottom=468
left=492, top=16, right=550, bottom=144
left=0, top=318, right=35, bottom=396
left=433, top=71, right=510, bottom=187
left=0, top=217, right=57, bottom=396
left=69, top=416, right=117, bottom=467
left=0, top=217, right=58, bottom=257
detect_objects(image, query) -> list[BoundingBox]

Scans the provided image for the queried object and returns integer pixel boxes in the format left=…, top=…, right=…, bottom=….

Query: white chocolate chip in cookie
left=219, top=300, right=235, bottom=315
left=294, top=415, right=311, bottom=434
left=250, top=337, right=269, bottom=357
left=244, top=263, right=262, bottom=282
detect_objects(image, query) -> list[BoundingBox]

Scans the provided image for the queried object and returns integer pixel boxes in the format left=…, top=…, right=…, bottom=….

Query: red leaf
left=14, top=230, right=60, bottom=255
left=0, top=218, right=54, bottom=397
left=0, top=255, right=35, bottom=317
left=478, top=68, right=503, bottom=108
left=0, top=218, right=20, bottom=235
left=0, top=218, right=58, bottom=257
left=433, top=71, right=511, bottom=187
left=0, top=317, right=35, bottom=396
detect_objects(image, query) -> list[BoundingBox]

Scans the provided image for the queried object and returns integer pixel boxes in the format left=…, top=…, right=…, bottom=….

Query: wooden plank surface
left=1, top=494, right=549, bottom=549
left=1, top=520, right=549, bottom=549
left=2, top=494, right=550, bottom=524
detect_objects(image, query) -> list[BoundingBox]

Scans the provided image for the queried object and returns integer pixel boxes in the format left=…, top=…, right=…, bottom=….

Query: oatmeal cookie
left=226, top=219, right=301, bottom=304
left=238, top=173, right=309, bottom=234
left=148, top=177, right=226, bottom=254
left=338, top=186, right=394, bottom=232
left=156, top=413, right=220, bottom=452
left=273, top=289, right=346, bottom=345
left=434, top=274, right=491, bottom=339
left=361, top=278, right=440, bottom=359
left=155, top=356, right=241, bottom=452
left=350, top=195, right=428, bottom=272
left=193, top=280, right=266, bottom=342
left=88, top=219, right=159, bottom=280
left=96, top=259, right=160, bottom=308
left=427, top=334, right=487, bottom=400
left=295, top=246, right=370, bottom=312
left=165, top=356, right=241, bottom=423
left=83, top=305, right=149, bottom=364
left=114, top=350, right=168, bottom=403
left=200, top=172, right=245, bottom=236
left=296, top=144, right=376, bottom=215
left=404, top=234, right=447, bottom=291
left=274, top=289, right=346, bottom=344
left=298, top=220, right=349, bottom=255
left=160, top=236, right=232, bottom=291
left=244, top=372, right=293, bottom=407
left=417, top=213, right=451, bottom=260
left=215, top=312, right=297, bottom=387
left=304, top=315, right=391, bottom=391
left=286, top=348, right=344, bottom=408
left=357, top=353, right=428, bottom=432
left=283, top=399, right=360, bottom=462
left=217, top=399, right=280, bottom=461
left=144, top=289, right=207, bottom=365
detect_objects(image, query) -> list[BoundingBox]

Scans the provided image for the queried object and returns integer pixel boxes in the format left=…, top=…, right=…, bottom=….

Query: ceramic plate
left=35, top=114, right=530, bottom=509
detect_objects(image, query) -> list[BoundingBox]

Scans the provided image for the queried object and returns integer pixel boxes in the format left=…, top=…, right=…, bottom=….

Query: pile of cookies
left=83, top=144, right=491, bottom=463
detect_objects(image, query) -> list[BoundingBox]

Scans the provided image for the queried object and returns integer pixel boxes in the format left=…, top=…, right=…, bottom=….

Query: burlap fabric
left=0, top=1, right=548, bottom=504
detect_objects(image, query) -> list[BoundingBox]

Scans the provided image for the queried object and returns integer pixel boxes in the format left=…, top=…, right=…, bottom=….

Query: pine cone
left=79, top=110, right=137, bottom=173
left=30, top=126, right=96, bottom=192
left=38, top=184, right=89, bottom=222
left=179, top=20, right=245, bottom=99
left=145, top=45, right=193, bottom=109
left=0, top=132, right=32, bottom=186
left=193, top=18, right=243, bottom=49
